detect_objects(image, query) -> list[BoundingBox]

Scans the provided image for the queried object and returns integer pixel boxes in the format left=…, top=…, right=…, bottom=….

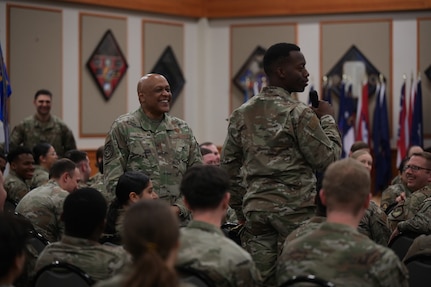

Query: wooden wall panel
left=47, top=0, right=431, bottom=18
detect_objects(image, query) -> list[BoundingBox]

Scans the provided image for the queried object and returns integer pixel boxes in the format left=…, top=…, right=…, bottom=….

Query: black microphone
left=309, top=90, right=319, bottom=108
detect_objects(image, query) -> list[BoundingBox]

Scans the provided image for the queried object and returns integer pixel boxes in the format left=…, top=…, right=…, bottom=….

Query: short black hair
left=180, top=165, right=229, bottom=210
left=34, top=89, right=52, bottom=100
left=0, top=213, right=30, bottom=278
left=6, top=146, right=33, bottom=164
left=62, top=187, right=107, bottom=238
left=32, top=142, right=52, bottom=165
left=64, top=149, right=87, bottom=164
left=263, top=43, right=300, bottom=76
left=49, top=158, right=77, bottom=179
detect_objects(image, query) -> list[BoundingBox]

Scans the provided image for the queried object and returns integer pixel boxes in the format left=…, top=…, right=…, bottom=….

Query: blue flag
left=410, top=79, right=423, bottom=147
left=0, top=42, right=12, bottom=153
left=372, top=82, right=391, bottom=192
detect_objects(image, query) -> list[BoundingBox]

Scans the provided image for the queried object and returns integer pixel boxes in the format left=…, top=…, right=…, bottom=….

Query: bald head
left=137, top=74, right=172, bottom=119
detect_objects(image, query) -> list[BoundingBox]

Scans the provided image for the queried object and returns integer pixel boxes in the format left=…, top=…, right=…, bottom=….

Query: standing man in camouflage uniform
left=16, top=158, right=81, bottom=242
left=9, top=89, right=76, bottom=157
left=176, top=165, right=261, bottom=287
left=221, top=43, right=341, bottom=286
left=104, top=73, right=202, bottom=221
left=277, top=158, right=409, bottom=287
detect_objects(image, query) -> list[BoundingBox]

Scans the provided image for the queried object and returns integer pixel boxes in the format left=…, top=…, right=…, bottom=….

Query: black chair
left=28, top=229, right=50, bottom=254
left=177, top=266, right=216, bottom=287
left=221, top=222, right=242, bottom=245
left=279, top=275, right=336, bottom=287
left=388, top=233, right=416, bottom=260
left=32, top=261, right=95, bottom=287
left=404, top=254, right=431, bottom=287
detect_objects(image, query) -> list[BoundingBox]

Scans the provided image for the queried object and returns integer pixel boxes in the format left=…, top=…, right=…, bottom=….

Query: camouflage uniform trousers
left=241, top=207, right=315, bottom=287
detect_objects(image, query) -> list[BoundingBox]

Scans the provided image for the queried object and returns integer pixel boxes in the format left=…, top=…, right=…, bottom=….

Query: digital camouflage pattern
left=4, top=170, right=30, bottom=204
left=358, top=200, right=391, bottom=245
left=89, top=172, right=114, bottom=203
left=221, top=86, right=342, bottom=221
left=103, top=108, right=202, bottom=218
left=277, top=222, right=409, bottom=287
left=388, top=184, right=431, bottom=231
left=176, top=220, right=261, bottom=287
left=30, top=165, right=49, bottom=190
left=15, top=180, right=69, bottom=242
left=10, top=114, right=76, bottom=157
left=283, top=215, right=326, bottom=247
left=35, top=235, right=130, bottom=281
left=403, top=234, right=431, bottom=262
left=380, top=183, right=411, bottom=213
left=221, top=86, right=341, bottom=285
left=398, top=196, right=431, bottom=234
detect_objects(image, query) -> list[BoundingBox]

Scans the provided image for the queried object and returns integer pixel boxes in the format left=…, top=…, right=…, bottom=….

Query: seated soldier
left=388, top=152, right=431, bottom=231
left=0, top=214, right=30, bottom=287
left=95, top=200, right=180, bottom=287
left=277, top=158, right=408, bottom=287
left=30, top=142, right=58, bottom=189
left=381, top=157, right=412, bottom=213
left=16, top=158, right=81, bottom=242
left=103, top=171, right=157, bottom=245
left=176, top=165, right=261, bottom=287
left=35, top=187, right=130, bottom=281
left=4, top=147, right=35, bottom=204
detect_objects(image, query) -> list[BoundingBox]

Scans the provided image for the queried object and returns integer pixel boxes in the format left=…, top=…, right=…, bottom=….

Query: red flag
left=356, top=81, right=370, bottom=144
left=396, top=81, right=409, bottom=166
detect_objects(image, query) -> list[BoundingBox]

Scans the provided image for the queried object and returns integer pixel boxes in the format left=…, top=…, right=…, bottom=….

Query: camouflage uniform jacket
left=398, top=196, right=431, bottom=234
left=89, top=173, right=113, bottom=204
left=10, top=114, right=76, bottom=157
left=221, top=86, right=342, bottom=221
left=277, top=222, right=409, bottom=287
left=358, top=200, right=391, bottom=245
left=35, top=235, right=130, bottom=281
left=403, top=234, right=431, bottom=262
left=176, top=220, right=261, bottom=287
left=380, top=183, right=411, bottom=213
left=30, top=165, right=49, bottom=190
left=94, top=271, right=196, bottom=287
left=15, top=180, right=69, bottom=242
left=388, top=184, right=431, bottom=231
left=103, top=108, right=202, bottom=217
left=4, top=170, right=30, bottom=204
left=283, top=215, right=326, bottom=248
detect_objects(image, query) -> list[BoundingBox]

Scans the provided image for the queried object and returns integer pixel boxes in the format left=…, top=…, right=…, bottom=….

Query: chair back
left=177, top=265, right=216, bottom=287
left=405, top=255, right=431, bottom=287
left=388, top=233, right=416, bottom=260
left=28, top=229, right=50, bottom=254
left=279, top=275, right=335, bottom=287
left=32, top=261, right=95, bottom=287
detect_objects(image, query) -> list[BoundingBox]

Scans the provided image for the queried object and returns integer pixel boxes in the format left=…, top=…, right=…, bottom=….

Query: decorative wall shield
left=150, top=46, right=185, bottom=105
left=233, top=46, right=266, bottom=102
left=86, top=30, right=128, bottom=101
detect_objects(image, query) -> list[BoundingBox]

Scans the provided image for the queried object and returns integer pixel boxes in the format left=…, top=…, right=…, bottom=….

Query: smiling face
left=138, top=74, right=172, bottom=119
left=404, top=155, right=431, bottom=191
left=33, top=94, right=52, bottom=117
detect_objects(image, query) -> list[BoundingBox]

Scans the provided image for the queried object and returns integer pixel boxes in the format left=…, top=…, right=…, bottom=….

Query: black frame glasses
left=404, top=164, right=431, bottom=172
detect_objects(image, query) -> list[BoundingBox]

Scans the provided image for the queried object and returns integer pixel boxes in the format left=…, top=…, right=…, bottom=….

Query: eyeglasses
left=404, top=164, right=431, bottom=172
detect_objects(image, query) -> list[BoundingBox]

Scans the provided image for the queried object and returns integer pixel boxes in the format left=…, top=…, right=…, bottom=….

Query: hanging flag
left=356, top=81, right=370, bottom=144
left=396, top=81, right=408, bottom=167
left=410, top=78, right=423, bottom=147
left=372, top=81, right=391, bottom=192
left=338, top=82, right=355, bottom=157
left=0, top=42, right=12, bottom=153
